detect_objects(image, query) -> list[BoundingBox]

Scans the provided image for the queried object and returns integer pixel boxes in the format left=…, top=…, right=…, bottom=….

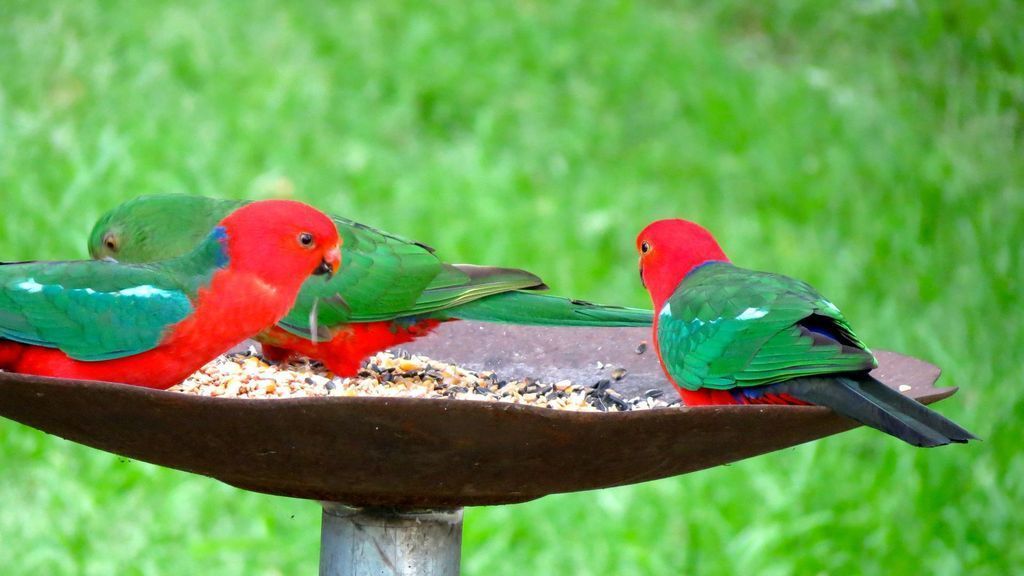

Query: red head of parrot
left=218, top=199, right=342, bottom=290
left=636, top=219, right=729, bottom=310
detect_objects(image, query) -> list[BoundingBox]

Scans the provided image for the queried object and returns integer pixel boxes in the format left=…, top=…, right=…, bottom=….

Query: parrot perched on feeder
left=88, top=195, right=653, bottom=376
left=636, top=219, right=975, bottom=447
left=0, top=200, right=341, bottom=389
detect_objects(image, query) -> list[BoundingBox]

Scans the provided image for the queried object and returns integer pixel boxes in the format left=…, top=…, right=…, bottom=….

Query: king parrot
left=88, top=195, right=653, bottom=376
left=637, top=218, right=975, bottom=447
left=0, top=200, right=340, bottom=389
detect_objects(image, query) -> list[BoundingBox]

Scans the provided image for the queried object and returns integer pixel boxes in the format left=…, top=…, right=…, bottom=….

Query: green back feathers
left=277, top=263, right=545, bottom=338
left=657, top=262, right=876, bottom=391
left=261, top=211, right=550, bottom=337
left=0, top=229, right=230, bottom=361
left=0, top=262, right=193, bottom=361
left=279, top=216, right=449, bottom=329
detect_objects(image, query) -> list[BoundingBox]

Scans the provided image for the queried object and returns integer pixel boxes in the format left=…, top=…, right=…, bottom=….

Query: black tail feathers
left=774, top=375, right=976, bottom=448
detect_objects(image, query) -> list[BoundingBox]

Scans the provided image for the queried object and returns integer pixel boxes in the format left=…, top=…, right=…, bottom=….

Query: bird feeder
left=0, top=323, right=957, bottom=575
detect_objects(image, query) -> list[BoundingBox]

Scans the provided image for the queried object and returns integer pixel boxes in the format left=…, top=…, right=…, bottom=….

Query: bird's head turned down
left=636, top=219, right=729, bottom=307
left=218, top=200, right=341, bottom=285
left=88, top=195, right=229, bottom=262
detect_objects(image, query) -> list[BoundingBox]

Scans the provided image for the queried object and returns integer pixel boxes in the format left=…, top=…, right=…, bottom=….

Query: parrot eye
left=298, top=232, right=315, bottom=248
left=640, top=241, right=650, bottom=254
left=103, top=233, right=119, bottom=253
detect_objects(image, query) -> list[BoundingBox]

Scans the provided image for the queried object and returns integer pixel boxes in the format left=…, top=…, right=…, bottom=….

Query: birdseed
left=169, top=348, right=674, bottom=412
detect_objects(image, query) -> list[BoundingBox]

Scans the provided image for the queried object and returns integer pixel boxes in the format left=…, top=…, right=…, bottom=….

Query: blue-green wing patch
left=0, top=262, right=194, bottom=361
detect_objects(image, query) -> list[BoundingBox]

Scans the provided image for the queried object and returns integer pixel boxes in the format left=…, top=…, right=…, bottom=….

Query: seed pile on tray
left=169, top=348, right=677, bottom=412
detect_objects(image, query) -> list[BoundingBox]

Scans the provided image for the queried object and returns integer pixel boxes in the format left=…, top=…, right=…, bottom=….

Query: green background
left=0, top=1, right=1019, bottom=574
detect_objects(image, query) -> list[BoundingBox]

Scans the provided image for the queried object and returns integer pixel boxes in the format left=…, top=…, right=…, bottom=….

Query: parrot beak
left=314, top=247, right=341, bottom=279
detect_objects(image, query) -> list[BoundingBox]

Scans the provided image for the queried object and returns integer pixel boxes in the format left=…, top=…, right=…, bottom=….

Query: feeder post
left=319, top=503, right=464, bottom=576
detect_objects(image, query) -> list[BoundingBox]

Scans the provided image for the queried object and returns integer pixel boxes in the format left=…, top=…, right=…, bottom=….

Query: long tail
left=439, top=291, right=653, bottom=327
left=773, top=375, right=976, bottom=448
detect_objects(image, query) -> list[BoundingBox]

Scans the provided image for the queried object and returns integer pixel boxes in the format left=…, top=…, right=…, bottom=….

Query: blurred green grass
left=0, top=0, right=1020, bottom=574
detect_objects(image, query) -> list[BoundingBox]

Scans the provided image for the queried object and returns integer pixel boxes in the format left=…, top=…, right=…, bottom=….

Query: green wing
left=280, top=216, right=447, bottom=330
left=0, top=261, right=193, bottom=361
left=657, top=262, right=876, bottom=391
left=276, top=212, right=546, bottom=338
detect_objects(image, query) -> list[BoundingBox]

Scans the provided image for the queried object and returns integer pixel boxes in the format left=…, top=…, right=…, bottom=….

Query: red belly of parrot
left=1, top=342, right=217, bottom=389
left=257, top=319, right=446, bottom=377
left=676, top=387, right=810, bottom=406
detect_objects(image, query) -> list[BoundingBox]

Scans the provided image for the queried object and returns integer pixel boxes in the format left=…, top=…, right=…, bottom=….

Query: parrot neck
left=647, top=256, right=730, bottom=312
left=161, top=227, right=231, bottom=287
left=161, top=268, right=302, bottom=368
left=156, top=225, right=306, bottom=361
left=193, top=227, right=231, bottom=268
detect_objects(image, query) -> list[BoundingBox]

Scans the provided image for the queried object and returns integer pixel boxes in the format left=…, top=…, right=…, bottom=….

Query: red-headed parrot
left=0, top=200, right=340, bottom=389
left=636, top=218, right=974, bottom=447
left=88, top=195, right=652, bottom=376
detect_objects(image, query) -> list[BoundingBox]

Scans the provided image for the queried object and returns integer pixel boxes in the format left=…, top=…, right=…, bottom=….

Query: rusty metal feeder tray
left=0, top=323, right=956, bottom=575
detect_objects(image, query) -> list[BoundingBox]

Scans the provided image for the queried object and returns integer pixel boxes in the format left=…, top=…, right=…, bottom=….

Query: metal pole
left=319, top=503, right=463, bottom=576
